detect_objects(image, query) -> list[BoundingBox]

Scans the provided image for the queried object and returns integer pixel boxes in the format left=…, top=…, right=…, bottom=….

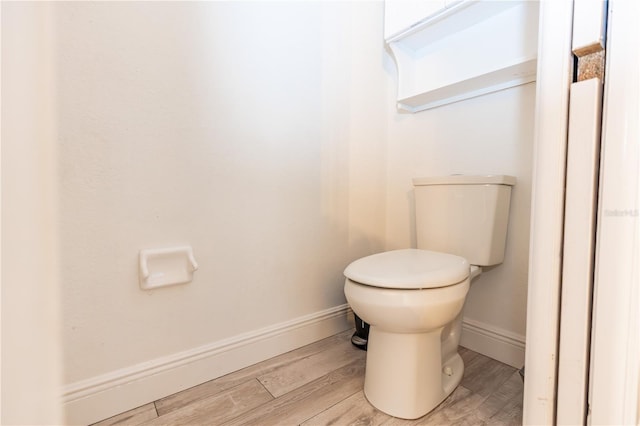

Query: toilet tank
left=413, top=175, right=516, bottom=266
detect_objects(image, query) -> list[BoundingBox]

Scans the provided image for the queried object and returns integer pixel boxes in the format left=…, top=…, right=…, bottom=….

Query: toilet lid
left=344, top=249, right=469, bottom=289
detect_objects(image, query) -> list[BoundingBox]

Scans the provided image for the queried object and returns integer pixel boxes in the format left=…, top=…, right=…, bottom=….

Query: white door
left=525, top=1, right=640, bottom=424
left=586, top=0, right=640, bottom=423
left=557, top=1, right=607, bottom=424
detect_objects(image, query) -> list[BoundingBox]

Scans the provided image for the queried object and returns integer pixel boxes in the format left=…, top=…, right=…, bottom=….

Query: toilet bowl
left=344, top=249, right=472, bottom=419
left=343, top=175, right=515, bottom=419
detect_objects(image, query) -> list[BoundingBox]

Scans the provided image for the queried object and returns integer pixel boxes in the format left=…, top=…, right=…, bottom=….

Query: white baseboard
left=63, top=304, right=353, bottom=425
left=460, top=317, right=526, bottom=368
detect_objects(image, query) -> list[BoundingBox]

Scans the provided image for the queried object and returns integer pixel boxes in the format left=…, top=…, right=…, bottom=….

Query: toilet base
left=363, top=326, right=464, bottom=419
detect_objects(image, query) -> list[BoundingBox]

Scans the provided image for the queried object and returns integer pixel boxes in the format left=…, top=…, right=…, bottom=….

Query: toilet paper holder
left=139, top=245, right=198, bottom=290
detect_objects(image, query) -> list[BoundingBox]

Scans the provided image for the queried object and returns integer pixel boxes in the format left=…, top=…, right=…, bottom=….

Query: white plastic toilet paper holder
left=139, top=246, right=198, bottom=290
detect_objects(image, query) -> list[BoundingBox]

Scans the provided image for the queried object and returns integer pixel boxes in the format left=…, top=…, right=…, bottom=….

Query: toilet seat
left=344, top=249, right=469, bottom=290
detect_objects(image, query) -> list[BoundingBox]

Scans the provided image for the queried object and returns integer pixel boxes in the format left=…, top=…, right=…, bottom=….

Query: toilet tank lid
left=344, top=249, right=469, bottom=289
left=413, top=175, right=516, bottom=186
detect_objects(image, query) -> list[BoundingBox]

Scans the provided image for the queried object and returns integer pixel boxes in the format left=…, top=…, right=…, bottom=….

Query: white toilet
left=344, top=175, right=516, bottom=419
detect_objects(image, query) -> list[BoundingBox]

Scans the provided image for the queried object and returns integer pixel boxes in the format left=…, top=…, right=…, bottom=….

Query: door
left=556, top=1, right=606, bottom=424
left=586, top=0, right=640, bottom=423
left=558, top=1, right=640, bottom=424
left=525, top=1, right=640, bottom=424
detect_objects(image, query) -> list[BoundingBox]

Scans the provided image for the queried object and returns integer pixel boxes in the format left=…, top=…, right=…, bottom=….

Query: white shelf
left=386, top=0, right=539, bottom=112
left=397, top=57, right=537, bottom=113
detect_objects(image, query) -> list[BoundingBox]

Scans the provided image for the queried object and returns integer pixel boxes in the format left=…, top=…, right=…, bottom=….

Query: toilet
left=343, top=175, right=516, bottom=419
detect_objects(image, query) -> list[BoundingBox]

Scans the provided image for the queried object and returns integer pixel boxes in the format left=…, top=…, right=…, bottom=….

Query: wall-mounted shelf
left=396, top=57, right=537, bottom=112
left=385, top=0, right=539, bottom=113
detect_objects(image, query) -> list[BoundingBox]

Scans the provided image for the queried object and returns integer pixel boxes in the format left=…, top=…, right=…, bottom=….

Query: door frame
left=522, top=0, right=574, bottom=424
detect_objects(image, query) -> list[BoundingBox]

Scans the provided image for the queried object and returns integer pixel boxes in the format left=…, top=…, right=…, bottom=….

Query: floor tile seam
left=232, top=339, right=355, bottom=398
left=214, top=330, right=356, bottom=398
left=273, top=331, right=351, bottom=362
left=489, top=380, right=524, bottom=404
left=152, top=400, right=159, bottom=420
left=283, top=360, right=368, bottom=425
left=261, top=333, right=351, bottom=365
left=473, top=386, right=521, bottom=423
left=157, top=332, right=351, bottom=415
left=468, top=391, right=496, bottom=421
left=282, top=341, right=357, bottom=367
left=483, top=369, right=520, bottom=397
left=256, top=375, right=278, bottom=399
left=270, top=357, right=364, bottom=402
left=218, top=377, right=298, bottom=426
left=91, top=403, right=157, bottom=426
left=258, top=351, right=365, bottom=399
left=155, top=377, right=273, bottom=419
left=213, top=378, right=279, bottom=426
left=295, top=387, right=363, bottom=426
left=221, top=358, right=366, bottom=426
left=181, top=333, right=350, bottom=402
left=484, top=390, right=524, bottom=423
left=253, top=340, right=355, bottom=386
left=465, top=367, right=519, bottom=399
left=153, top=378, right=237, bottom=417
left=161, top=377, right=276, bottom=426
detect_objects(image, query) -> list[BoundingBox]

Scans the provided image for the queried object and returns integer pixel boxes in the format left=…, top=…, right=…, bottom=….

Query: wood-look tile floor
left=94, top=330, right=523, bottom=426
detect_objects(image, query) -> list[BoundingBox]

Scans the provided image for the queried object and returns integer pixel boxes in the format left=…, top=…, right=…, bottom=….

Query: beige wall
left=1, top=2, right=62, bottom=424
left=55, top=1, right=387, bottom=385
